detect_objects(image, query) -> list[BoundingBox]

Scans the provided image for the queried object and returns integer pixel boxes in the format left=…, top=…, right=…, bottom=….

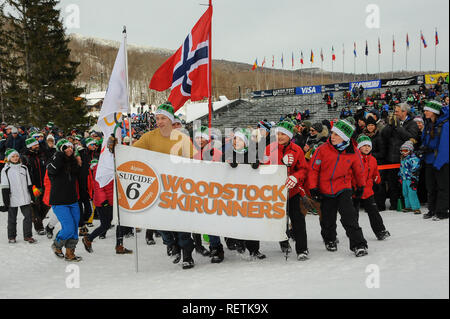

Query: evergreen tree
left=6, top=0, right=88, bottom=130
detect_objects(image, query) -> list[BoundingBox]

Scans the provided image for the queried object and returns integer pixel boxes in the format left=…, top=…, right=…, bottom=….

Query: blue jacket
left=421, top=106, right=449, bottom=170
left=399, top=154, right=421, bottom=181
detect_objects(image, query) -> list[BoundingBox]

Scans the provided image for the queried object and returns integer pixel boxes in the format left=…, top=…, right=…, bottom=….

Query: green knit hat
left=233, top=128, right=251, bottom=147
left=173, top=115, right=182, bottom=125
left=276, top=121, right=295, bottom=139
left=90, top=159, right=99, bottom=170
left=424, top=100, right=443, bottom=115
left=5, top=148, right=19, bottom=161
left=195, top=126, right=210, bottom=141
left=155, top=102, right=175, bottom=123
left=25, top=138, right=39, bottom=149
left=85, top=138, right=97, bottom=147
left=331, top=120, right=355, bottom=142
left=56, top=139, right=73, bottom=152
left=47, top=122, right=55, bottom=128
left=357, top=135, right=372, bottom=149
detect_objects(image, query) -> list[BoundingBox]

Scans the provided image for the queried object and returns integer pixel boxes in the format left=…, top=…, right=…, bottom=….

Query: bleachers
left=197, top=85, right=420, bottom=130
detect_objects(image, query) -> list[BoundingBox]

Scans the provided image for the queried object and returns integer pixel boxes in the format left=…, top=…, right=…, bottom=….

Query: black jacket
left=21, top=148, right=48, bottom=189
left=5, top=135, right=26, bottom=153
left=381, top=113, right=419, bottom=163
left=47, top=151, right=80, bottom=205
left=364, top=129, right=386, bottom=164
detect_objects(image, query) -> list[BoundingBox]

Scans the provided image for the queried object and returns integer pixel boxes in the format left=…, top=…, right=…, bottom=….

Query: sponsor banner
left=272, top=87, right=296, bottom=96
left=113, top=145, right=288, bottom=242
left=251, top=90, right=274, bottom=98
left=322, top=83, right=350, bottom=92
left=295, top=85, right=322, bottom=95
left=381, top=77, right=418, bottom=87
left=425, top=72, right=449, bottom=85
left=349, top=80, right=381, bottom=90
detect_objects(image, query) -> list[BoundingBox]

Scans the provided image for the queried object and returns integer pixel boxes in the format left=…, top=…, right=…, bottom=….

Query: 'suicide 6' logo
left=116, top=161, right=160, bottom=212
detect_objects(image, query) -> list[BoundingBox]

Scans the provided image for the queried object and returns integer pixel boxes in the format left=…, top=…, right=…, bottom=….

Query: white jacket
left=1, top=163, right=32, bottom=208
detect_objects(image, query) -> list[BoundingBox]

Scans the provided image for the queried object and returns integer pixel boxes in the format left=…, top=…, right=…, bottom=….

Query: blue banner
left=295, top=85, right=322, bottom=95
left=349, top=80, right=381, bottom=91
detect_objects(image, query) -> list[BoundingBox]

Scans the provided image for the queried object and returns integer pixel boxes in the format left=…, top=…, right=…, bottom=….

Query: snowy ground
left=0, top=208, right=448, bottom=299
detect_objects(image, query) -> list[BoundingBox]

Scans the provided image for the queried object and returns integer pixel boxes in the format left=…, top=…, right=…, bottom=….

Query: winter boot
left=24, top=237, right=37, bottom=244
left=423, top=211, right=435, bottom=220
left=376, top=230, right=391, bottom=241
left=413, top=209, right=422, bottom=215
left=402, top=208, right=413, bottom=213
left=433, top=212, right=449, bottom=221
left=65, top=248, right=83, bottom=262
left=82, top=236, right=93, bottom=253
left=8, top=238, right=17, bottom=244
left=235, top=241, right=246, bottom=254
left=116, top=245, right=133, bottom=255
left=52, top=239, right=65, bottom=259
left=195, top=245, right=211, bottom=257
left=353, top=246, right=368, bottom=257
left=280, top=240, right=292, bottom=254
left=79, top=226, right=89, bottom=237
left=210, top=245, right=225, bottom=264
left=249, top=251, right=267, bottom=260
left=45, top=225, right=54, bottom=239
left=297, top=250, right=309, bottom=261
left=146, top=238, right=156, bottom=245
left=325, top=241, right=338, bottom=252
left=181, top=247, right=195, bottom=270
left=171, top=244, right=181, bottom=264
left=37, top=229, right=46, bottom=236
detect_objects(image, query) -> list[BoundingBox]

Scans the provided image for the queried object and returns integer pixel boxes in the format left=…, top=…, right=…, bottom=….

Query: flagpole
left=208, top=0, right=213, bottom=131
left=420, top=31, right=422, bottom=72
left=342, top=43, right=345, bottom=83
left=406, top=39, right=408, bottom=72
left=434, top=28, right=437, bottom=71
left=123, top=25, right=138, bottom=273
left=392, top=35, right=394, bottom=78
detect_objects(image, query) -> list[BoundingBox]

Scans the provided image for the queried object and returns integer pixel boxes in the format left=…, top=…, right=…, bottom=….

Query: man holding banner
left=133, top=103, right=197, bottom=270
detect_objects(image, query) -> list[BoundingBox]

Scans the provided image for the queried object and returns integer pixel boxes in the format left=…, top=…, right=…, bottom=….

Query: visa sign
left=295, top=85, right=322, bottom=95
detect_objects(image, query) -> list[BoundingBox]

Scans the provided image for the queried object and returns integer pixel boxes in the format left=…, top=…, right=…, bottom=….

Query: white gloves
left=283, top=154, right=295, bottom=167
left=285, top=176, right=298, bottom=190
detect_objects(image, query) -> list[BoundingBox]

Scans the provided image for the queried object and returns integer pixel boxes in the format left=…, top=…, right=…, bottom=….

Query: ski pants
left=8, top=205, right=33, bottom=239
left=320, top=190, right=368, bottom=251
left=402, top=180, right=421, bottom=211
left=31, top=195, right=50, bottom=232
left=425, top=163, right=449, bottom=215
left=159, top=231, right=194, bottom=253
left=353, top=195, right=386, bottom=236
left=52, top=203, right=80, bottom=242
left=88, top=205, right=127, bottom=247
left=78, top=198, right=92, bottom=227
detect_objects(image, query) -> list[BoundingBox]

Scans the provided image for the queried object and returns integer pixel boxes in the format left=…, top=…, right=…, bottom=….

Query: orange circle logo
left=116, top=161, right=160, bottom=212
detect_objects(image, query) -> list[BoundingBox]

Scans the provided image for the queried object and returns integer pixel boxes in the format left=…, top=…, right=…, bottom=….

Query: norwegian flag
left=149, top=7, right=212, bottom=111
left=421, top=31, right=427, bottom=48
left=435, top=29, right=439, bottom=46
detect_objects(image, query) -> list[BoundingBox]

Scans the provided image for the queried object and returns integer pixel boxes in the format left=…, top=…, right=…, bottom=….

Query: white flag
left=96, top=37, right=129, bottom=188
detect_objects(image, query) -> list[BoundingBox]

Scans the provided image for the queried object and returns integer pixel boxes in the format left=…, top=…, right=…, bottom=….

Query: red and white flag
left=149, top=7, right=212, bottom=111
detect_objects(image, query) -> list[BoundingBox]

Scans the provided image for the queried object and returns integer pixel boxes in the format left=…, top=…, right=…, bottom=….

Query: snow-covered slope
left=0, top=209, right=448, bottom=299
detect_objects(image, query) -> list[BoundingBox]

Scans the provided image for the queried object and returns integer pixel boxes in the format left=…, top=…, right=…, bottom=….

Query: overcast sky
left=57, top=0, right=449, bottom=74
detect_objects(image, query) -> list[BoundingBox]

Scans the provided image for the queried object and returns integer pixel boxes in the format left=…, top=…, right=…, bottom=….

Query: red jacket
left=353, top=153, right=381, bottom=200
left=93, top=165, right=113, bottom=207
left=43, top=171, right=51, bottom=207
left=194, top=144, right=223, bottom=162
left=265, top=141, right=308, bottom=199
left=309, top=139, right=365, bottom=197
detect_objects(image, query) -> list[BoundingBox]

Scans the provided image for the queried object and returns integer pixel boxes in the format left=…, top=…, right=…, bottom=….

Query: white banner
left=113, top=145, right=288, bottom=242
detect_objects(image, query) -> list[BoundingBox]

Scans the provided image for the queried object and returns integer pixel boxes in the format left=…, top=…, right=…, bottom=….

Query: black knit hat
left=311, top=123, right=324, bottom=133
left=366, top=116, right=377, bottom=126
left=321, top=120, right=331, bottom=131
